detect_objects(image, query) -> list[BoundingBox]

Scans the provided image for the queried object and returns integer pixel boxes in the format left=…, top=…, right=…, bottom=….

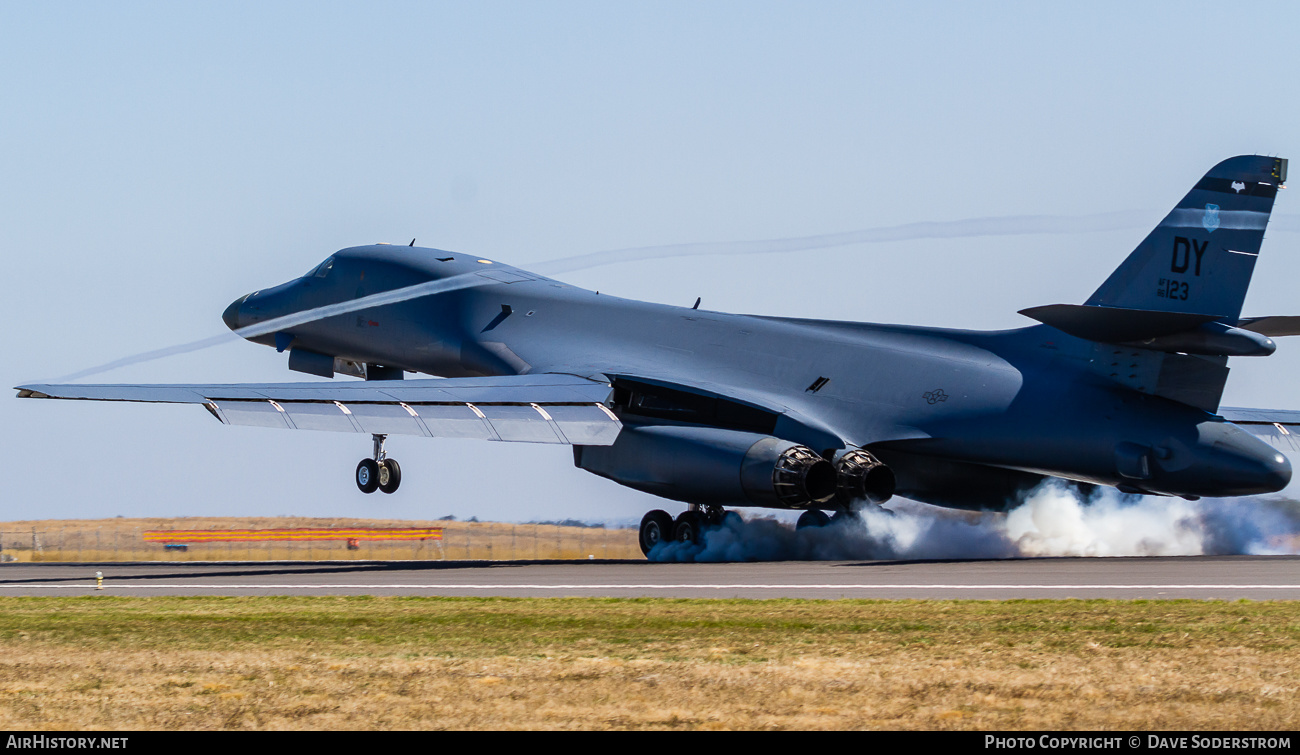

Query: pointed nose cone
left=222, top=298, right=243, bottom=331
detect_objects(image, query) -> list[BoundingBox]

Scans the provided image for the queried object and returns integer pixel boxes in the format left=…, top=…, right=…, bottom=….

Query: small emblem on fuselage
left=1231, top=181, right=1246, bottom=193
left=1203, top=203, right=1220, bottom=233
left=923, top=389, right=949, bottom=405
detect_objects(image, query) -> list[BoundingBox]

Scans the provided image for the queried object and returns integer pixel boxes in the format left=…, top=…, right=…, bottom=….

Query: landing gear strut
left=356, top=434, right=401, bottom=494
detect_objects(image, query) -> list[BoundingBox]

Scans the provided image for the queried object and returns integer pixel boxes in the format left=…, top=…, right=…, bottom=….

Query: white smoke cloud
left=647, top=482, right=1300, bottom=562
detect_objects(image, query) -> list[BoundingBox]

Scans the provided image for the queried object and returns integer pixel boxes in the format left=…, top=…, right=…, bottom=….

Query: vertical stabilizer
left=1087, top=155, right=1286, bottom=321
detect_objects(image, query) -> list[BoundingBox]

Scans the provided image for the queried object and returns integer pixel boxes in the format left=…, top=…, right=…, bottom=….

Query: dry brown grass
left=0, top=517, right=640, bottom=562
left=0, top=597, right=1298, bottom=730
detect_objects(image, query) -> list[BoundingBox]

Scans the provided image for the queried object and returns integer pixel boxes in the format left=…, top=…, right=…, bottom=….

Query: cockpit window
left=305, top=257, right=335, bottom=278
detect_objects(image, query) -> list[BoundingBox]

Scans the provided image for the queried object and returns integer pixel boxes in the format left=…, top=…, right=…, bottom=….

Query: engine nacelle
left=834, top=449, right=896, bottom=504
left=574, top=425, right=838, bottom=509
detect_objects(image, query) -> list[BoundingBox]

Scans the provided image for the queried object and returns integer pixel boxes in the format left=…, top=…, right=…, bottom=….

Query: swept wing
left=16, top=374, right=621, bottom=446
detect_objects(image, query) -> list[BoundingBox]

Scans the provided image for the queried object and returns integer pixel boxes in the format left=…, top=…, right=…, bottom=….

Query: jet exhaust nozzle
left=768, top=444, right=839, bottom=508
left=834, top=449, right=896, bottom=504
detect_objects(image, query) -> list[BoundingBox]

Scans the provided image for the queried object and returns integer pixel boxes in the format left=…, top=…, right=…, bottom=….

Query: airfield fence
left=0, top=519, right=642, bottom=562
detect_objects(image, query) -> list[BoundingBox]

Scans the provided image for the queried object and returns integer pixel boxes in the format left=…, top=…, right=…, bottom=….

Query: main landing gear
left=795, top=507, right=884, bottom=529
left=795, top=509, right=830, bottom=529
left=356, top=434, right=401, bottom=494
left=639, top=506, right=737, bottom=556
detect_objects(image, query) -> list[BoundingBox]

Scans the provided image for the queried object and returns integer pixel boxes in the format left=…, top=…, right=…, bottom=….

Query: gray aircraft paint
left=17, top=156, right=1297, bottom=517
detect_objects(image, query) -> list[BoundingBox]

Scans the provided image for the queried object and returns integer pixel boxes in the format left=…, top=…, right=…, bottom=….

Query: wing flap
left=477, top=404, right=565, bottom=443
left=214, top=401, right=295, bottom=430
left=411, top=404, right=499, bottom=440
left=277, top=401, right=362, bottom=434
left=343, top=402, right=426, bottom=437
left=546, top=404, right=623, bottom=444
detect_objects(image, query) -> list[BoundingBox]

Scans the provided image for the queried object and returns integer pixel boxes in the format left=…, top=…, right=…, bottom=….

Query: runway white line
left=6, top=584, right=1300, bottom=590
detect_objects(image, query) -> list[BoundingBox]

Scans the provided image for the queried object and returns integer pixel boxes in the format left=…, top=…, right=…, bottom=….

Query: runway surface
left=2, top=556, right=1300, bottom=598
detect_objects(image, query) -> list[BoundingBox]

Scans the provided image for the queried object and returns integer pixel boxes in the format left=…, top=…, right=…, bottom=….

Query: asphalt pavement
left=1, top=555, right=1298, bottom=598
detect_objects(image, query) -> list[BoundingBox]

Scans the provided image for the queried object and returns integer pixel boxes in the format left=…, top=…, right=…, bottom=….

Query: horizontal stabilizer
left=1019, top=303, right=1219, bottom=342
left=1237, top=316, right=1300, bottom=337
left=1023, top=303, right=1276, bottom=356
left=1221, top=406, right=1300, bottom=451
left=1219, top=406, right=1300, bottom=427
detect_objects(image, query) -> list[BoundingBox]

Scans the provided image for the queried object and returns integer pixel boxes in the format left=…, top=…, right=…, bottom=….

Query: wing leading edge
left=15, top=374, right=621, bottom=445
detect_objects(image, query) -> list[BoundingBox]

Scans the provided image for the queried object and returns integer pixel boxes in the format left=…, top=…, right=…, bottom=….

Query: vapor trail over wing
left=530, top=211, right=1158, bottom=274
left=43, top=209, right=1300, bottom=384
left=49, top=273, right=495, bottom=382
left=48, top=333, right=241, bottom=383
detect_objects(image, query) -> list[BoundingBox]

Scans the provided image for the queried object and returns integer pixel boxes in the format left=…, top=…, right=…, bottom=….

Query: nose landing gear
left=356, top=434, right=401, bottom=494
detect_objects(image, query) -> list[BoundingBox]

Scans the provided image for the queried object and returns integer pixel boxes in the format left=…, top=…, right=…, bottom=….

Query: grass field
left=0, top=597, right=1297, bottom=730
left=0, top=516, right=641, bottom=562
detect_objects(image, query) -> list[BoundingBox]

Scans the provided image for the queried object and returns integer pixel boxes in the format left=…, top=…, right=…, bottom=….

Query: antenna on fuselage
left=692, top=297, right=701, bottom=310
left=409, top=238, right=415, bottom=247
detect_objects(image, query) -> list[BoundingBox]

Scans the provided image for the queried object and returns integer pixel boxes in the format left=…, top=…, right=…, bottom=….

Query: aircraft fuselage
left=223, top=244, right=1290, bottom=508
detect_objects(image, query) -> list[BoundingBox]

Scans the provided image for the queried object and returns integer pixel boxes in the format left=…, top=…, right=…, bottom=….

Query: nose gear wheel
left=356, top=434, right=401, bottom=494
left=378, top=458, right=401, bottom=494
left=356, top=459, right=380, bottom=493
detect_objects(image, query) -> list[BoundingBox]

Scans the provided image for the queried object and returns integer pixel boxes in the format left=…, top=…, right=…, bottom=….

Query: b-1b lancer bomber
left=17, top=155, right=1299, bottom=556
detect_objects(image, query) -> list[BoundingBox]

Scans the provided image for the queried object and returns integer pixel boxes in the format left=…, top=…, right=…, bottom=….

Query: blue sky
left=3, top=1, right=1299, bottom=523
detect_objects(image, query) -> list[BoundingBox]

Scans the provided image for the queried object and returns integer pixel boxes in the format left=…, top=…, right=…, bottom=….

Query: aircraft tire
left=639, top=510, right=675, bottom=556
left=356, top=459, right=380, bottom=494
left=674, top=511, right=704, bottom=544
left=379, top=459, right=401, bottom=494
left=796, top=509, right=830, bottom=529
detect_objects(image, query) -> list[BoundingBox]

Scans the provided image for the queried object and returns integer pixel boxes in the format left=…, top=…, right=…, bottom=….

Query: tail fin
left=1087, top=155, right=1287, bottom=321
